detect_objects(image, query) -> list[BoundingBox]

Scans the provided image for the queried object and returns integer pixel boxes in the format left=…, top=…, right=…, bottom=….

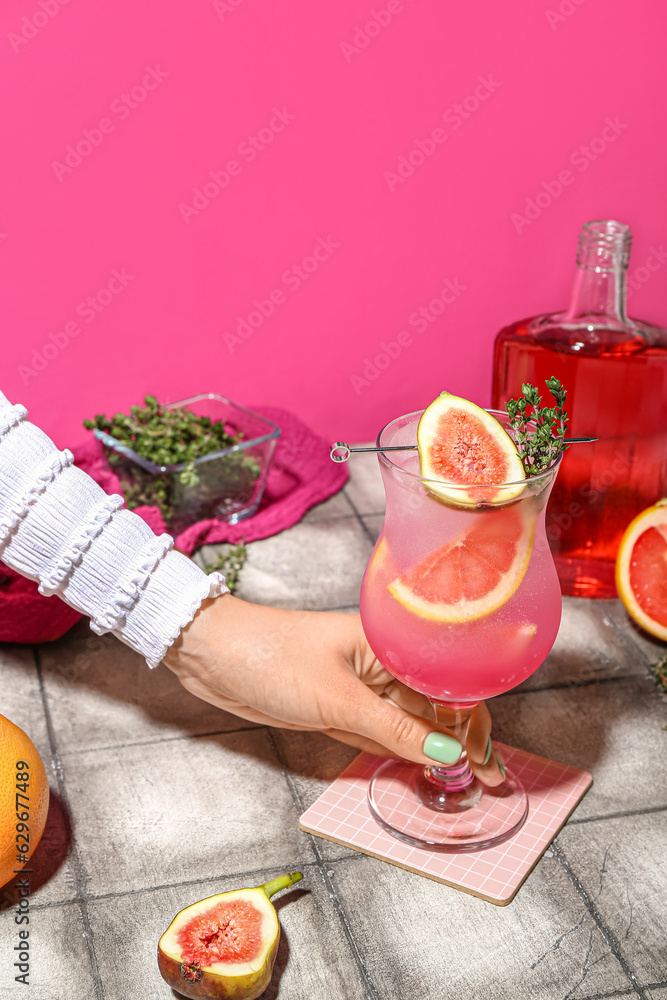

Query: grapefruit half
left=418, top=391, right=525, bottom=505
left=388, top=503, right=535, bottom=622
left=616, top=500, right=667, bottom=641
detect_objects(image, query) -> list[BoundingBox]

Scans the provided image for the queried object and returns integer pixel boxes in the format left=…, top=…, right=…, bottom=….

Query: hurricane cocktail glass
left=360, top=410, right=562, bottom=851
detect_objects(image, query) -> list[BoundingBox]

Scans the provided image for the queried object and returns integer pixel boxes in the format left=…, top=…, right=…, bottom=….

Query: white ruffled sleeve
left=0, top=390, right=229, bottom=666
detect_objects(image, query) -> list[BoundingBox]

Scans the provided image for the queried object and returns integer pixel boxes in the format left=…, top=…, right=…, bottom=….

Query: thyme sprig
left=84, top=395, right=245, bottom=472
left=203, top=542, right=248, bottom=594
left=505, top=377, right=569, bottom=477
left=84, top=396, right=260, bottom=528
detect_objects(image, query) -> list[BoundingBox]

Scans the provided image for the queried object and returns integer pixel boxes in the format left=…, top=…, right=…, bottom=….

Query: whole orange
left=0, top=715, right=49, bottom=890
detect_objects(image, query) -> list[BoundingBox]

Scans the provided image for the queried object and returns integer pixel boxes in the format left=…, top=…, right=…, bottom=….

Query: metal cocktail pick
left=329, top=437, right=598, bottom=462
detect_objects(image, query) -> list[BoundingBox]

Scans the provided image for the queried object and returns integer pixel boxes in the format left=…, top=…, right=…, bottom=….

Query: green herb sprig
left=83, top=395, right=245, bottom=471
left=203, top=542, right=248, bottom=593
left=505, top=377, right=569, bottom=477
left=84, top=396, right=260, bottom=528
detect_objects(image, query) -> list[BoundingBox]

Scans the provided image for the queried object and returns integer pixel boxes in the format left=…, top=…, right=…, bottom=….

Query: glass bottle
left=492, top=220, right=667, bottom=598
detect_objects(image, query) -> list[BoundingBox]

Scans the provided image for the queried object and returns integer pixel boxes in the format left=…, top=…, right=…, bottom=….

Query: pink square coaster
left=299, top=743, right=592, bottom=905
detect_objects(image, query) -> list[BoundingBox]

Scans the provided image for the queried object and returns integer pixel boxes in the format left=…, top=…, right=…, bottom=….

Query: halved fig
left=157, top=872, right=302, bottom=999
left=418, top=391, right=525, bottom=505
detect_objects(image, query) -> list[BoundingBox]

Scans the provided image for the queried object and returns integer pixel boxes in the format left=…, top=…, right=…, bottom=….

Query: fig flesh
left=418, top=391, right=525, bottom=506
left=157, top=871, right=302, bottom=999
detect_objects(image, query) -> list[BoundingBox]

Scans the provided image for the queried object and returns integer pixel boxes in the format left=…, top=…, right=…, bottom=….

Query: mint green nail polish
left=423, top=732, right=462, bottom=765
left=484, top=736, right=493, bottom=765
left=496, top=754, right=506, bottom=780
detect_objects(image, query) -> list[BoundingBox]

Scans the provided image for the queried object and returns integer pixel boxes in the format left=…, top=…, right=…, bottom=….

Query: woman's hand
left=164, top=595, right=503, bottom=781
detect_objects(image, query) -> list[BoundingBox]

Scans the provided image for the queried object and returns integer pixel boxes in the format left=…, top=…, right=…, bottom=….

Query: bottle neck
left=531, top=222, right=651, bottom=354
left=563, top=263, right=629, bottom=326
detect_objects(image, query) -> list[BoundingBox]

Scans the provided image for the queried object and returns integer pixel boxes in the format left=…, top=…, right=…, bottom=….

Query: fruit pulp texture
left=630, top=526, right=667, bottom=627
left=360, top=468, right=561, bottom=703
left=493, top=319, right=667, bottom=598
left=420, top=399, right=523, bottom=493
left=177, top=898, right=263, bottom=965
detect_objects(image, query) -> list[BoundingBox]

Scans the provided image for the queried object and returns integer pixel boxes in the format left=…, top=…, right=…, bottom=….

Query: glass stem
left=426, top=757, right=475, bottom=791
left=417, top=702, right=480, bottom=806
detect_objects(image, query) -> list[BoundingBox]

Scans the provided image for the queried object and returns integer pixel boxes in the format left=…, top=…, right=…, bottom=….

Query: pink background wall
left=1, top=0, right=666, bottom=448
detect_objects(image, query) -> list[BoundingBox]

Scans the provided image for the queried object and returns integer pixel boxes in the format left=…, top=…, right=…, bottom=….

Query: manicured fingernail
left=423, top=732, right=462, bottom=765
left=496, top=754, right=506, bottom=780
left=483, top=736, right=493, bottom=765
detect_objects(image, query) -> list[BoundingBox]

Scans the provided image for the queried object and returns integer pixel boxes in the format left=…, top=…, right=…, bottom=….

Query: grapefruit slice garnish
left=418, top=391, right=525, bottom=505
left=388, top=503, right=535, bottom=622
left=366, top=534, right=400, bottom=578
left=368, top=536, right=388, bottom=574
left=616, top=500, right=667, bottom=641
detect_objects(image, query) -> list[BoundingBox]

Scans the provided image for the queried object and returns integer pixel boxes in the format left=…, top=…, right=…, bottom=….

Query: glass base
left=554, top=554, right=617, bottom=599
left=367, top=758, right=528, bottom=852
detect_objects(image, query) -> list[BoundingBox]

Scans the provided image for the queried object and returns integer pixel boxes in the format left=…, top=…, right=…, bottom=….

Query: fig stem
left=262, top=872, right=303, bottom=899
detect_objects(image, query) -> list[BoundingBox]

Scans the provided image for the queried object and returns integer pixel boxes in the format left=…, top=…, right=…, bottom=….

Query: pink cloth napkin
left=73, top=405, right=348, bottom=552
left=0, top=563, right=81, bottom=644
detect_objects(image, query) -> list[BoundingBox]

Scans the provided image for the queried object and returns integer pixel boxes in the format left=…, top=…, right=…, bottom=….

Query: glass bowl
left=94, top=394, right=281, bottom=534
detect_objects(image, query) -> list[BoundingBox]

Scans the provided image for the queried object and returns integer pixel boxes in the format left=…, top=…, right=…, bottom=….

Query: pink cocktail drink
left=360, top=409, right=563, bottom=851
left=361, top=454, right=561, bottom=705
